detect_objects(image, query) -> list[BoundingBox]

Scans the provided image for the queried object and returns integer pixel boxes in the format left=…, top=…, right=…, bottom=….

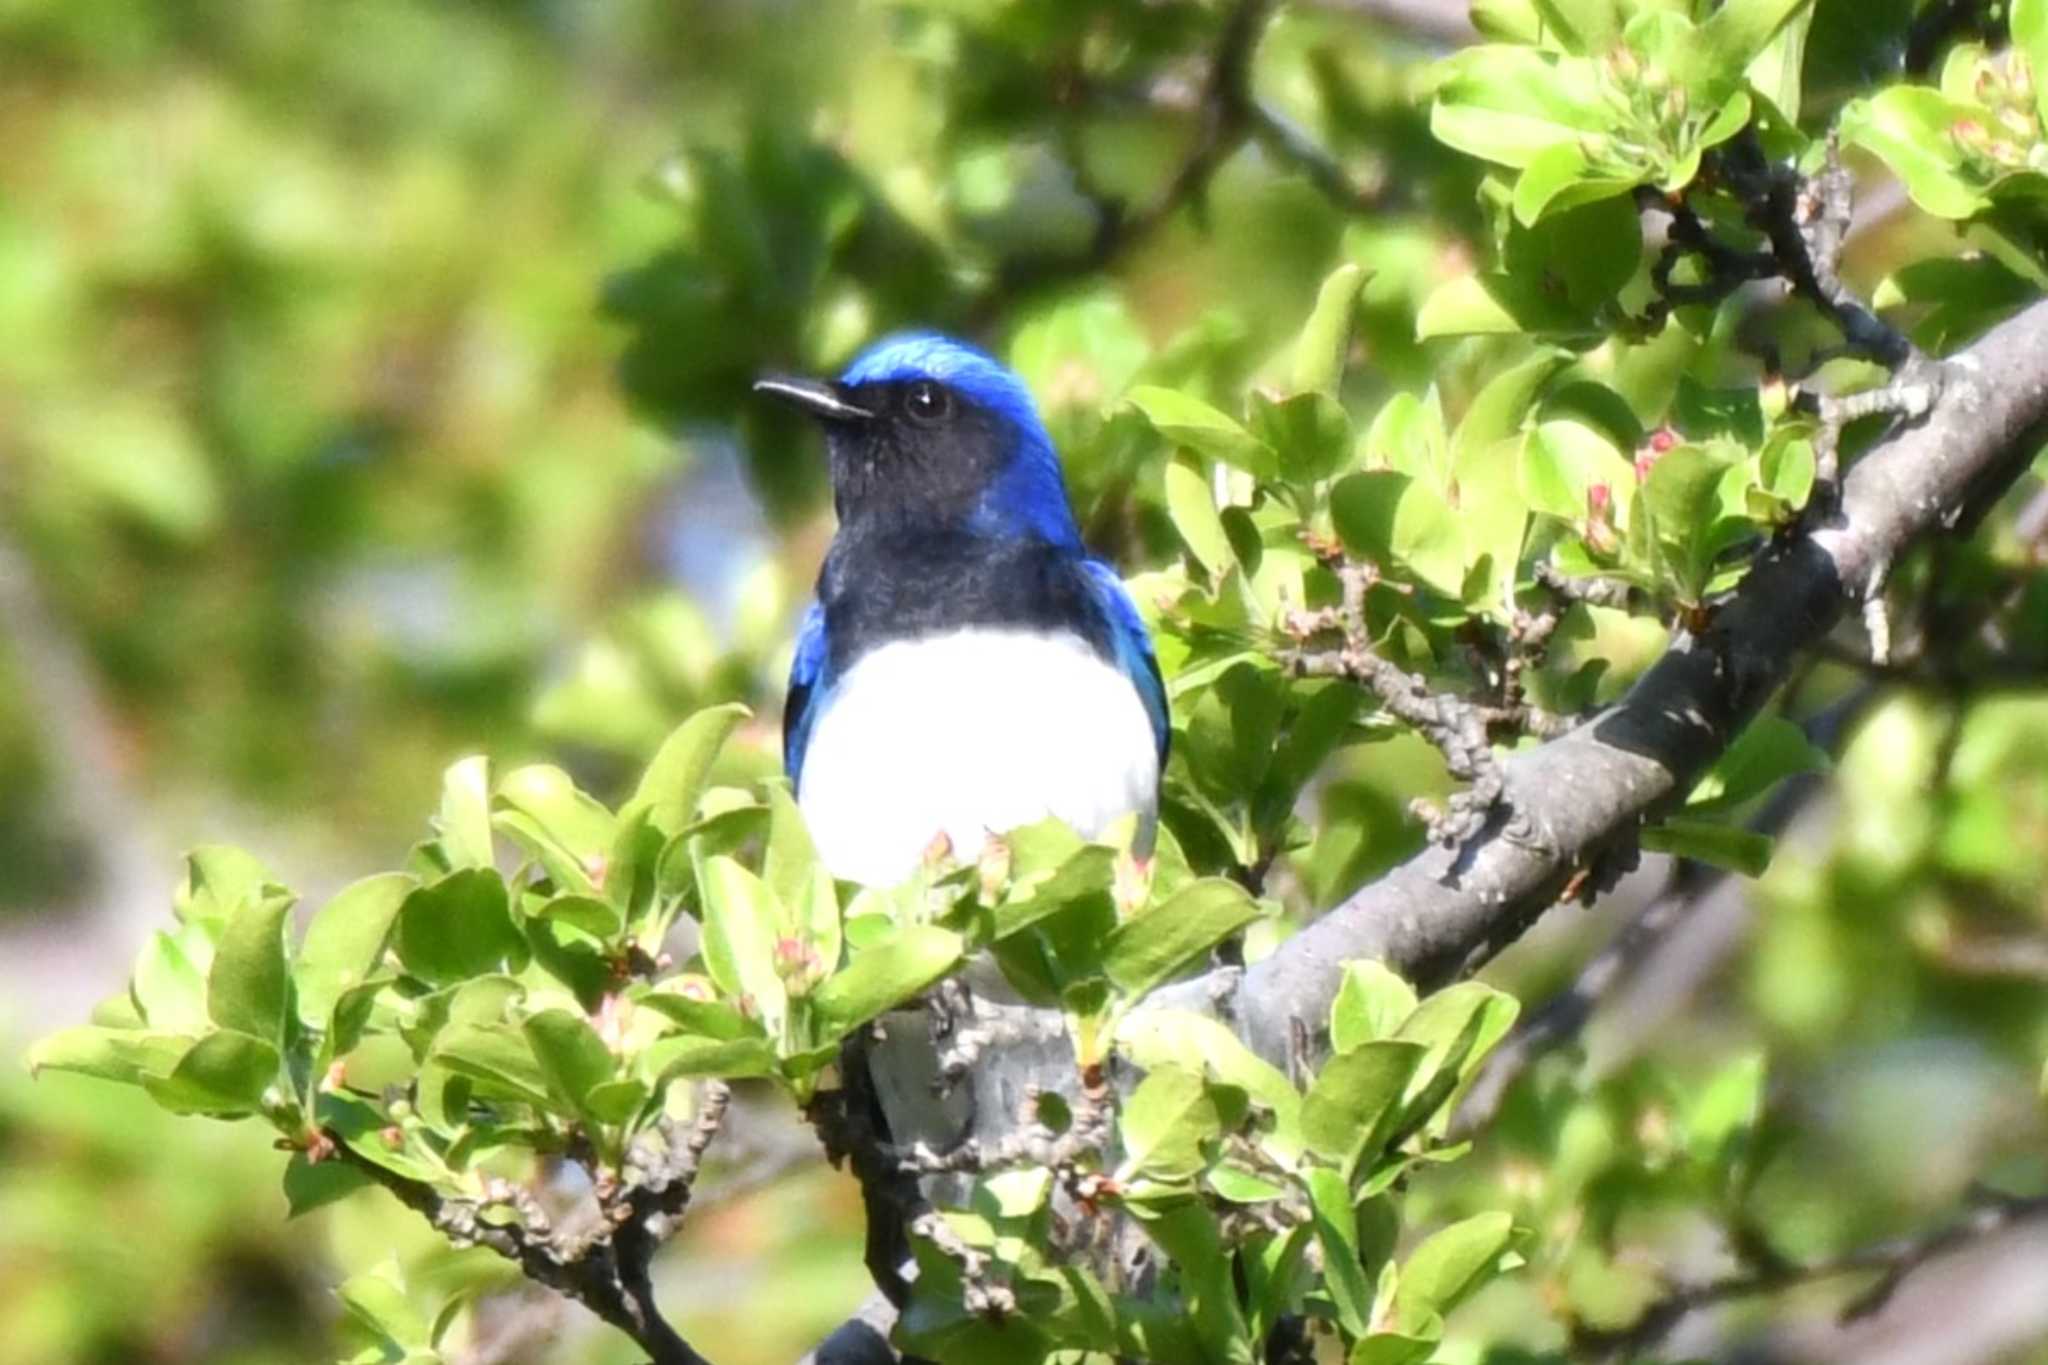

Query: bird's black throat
left=815, top=525, right=1116, bottom=678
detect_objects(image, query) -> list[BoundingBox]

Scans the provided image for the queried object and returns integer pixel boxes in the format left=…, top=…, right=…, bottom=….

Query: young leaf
left=396, top=869, right=519, bottom=985
left=25, top=1027, right=189, bottom=1087
left=1128, top=385, right=1278, bottom=478
left=145, top=1029, right=281, bottom=1116
left=431, top=1023, right=554, bottom=1108
left=208, top=892, right=293, bottom=1048
left=131, top=928, right=211, bottom=1036
left=1251, top=391, right=1353, bottom=486
left=764, top=783, right=838, bottom=973
left=296, top=873, right=414, bottom=1027
left=1642, top=819, right=1775, bottom=875
left=523, top=1008, right=617, bottom=1120
left=639, top=1034, right=780, bottom=1082
left=1101, top=879, right=1260, bottom=1001
left=1292, top=262, right=1368, bottom=397
left=1305, top=1166, right=1375, bottom=1337
left=1164, top=451, right=1238, bottom=577
left=283, top=1151, right=373, bottom=1218
left=435, top=754, right=494, bottom=869
left=1118, top=1065, right=1220, bottom=1183
left=1390, top=1211, right=1516, bottom=1332
left=1330, top=470, right=1465, bottom=596
left=1330, top=961, right=1420, bottom=1053
left=810, top=924, right=964, bottom=1039
left=338, top=1262, right=432, bottom=1350
left=1302, top=1040, right=1427, bottom=1174
left=698, top=855, right=788, bottom=1034
left=495, top=764, right=617, bottom=890
left=1685, top=713, right=1828, bottom=813
left=1115, top=1009, right=1304, bottom=1160
left=531, top=893, right=624, bottom=940
left=625, top=702, right=751, bottom=837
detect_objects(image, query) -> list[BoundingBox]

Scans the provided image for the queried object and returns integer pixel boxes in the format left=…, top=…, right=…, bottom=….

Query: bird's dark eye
left=903, top=380, right=952, bottom=425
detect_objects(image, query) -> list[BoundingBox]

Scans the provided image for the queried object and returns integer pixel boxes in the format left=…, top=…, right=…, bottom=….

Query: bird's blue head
left=755, top=332, right=1079, bottom=547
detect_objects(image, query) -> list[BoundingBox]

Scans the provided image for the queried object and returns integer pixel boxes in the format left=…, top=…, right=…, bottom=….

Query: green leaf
left=584, top=1078, right=652, bottom=1124
left=297, top=873, right=414, bottom=1028
left=1330, top=961, right=1419, bottom=1053
left=532, top=893, right=623, bottom=940
left=432, top=1023, right=554, bottom=1108
left=1164, top=451, right=1237, bottom=577
left=1302, top=1040, right=1427, bottom=1174
left=640, top=1034, right=780, bottom=1082
left=1511, top=140, right=1639, bottom=225
left=1453, top=351, right=1568, bottom=463
left=1115, top=1009, right=1304, bottom=1160
left=636, top=986, right=750, bottom=1040
left=1349, top=1331, right=1441, bottom=1365
left=1416, top=273, right=1554, bottom=338
left=1698, top=0, right=1816, bottom=93
left=1686, top=713, right=1828, bottom=813
left=1292, top=262, right=1368, bottom=397
left=339, top=1262, right=432, bottom=1349
left=208, top=892, right=293, bottom=1049
left=2019, top=0, right=2048, bottom=123
left=1641, top=441, right=1741, bottom=599
left=435, top=755, right=494, bottom=869
left=1128, top=385, right=1277, bottom=478
left=396, top=869, right=519, bottom=985
left=1395, top=981, right=1520, bottom=1123
left=283, top=1152, right=373, bottom=1218
left=177, top=845, right=277, bottom=930
left=495, top=764, right=617, bottom=892
left=146, top=1029, right=281, bottom=1116
left=1874, top=253, right=2039, bottom=353
left=1330, top=471, right=1464, bottom=596
left=1102, top=879, right=1260, bottom=1001
left=523, top=1009, right=617, bottom=1120
left=1686, top=1051, right=1765, bottom=1166
left=1391, top=1211, right=1516, bottom=1331
left=764, top=783, right=839, bottom=976
left=626, top=702, right=751, bottom=837
left=1430, top=47, right=1615, bottom=171
left=1642, top=818, right=1775, bottom=875
left=1305, top=1166, right=1375, bottom=1337
left=1118, top=1065, right=1220, bottom=1183
left=810, top=925, right=965, bottom=1038
left=1134, top=1199, right=1254, bottom=1363
left=1841, top=88, right=1991, bottom=220
left=1521, top=420, right=1634, bottom=522
left=25, top=1026, right=189, bottom=1087
left=131, top=928, right=211, bottom=1036
left=1363, top=389, right=1451, bottom=484
left=1251, top=391, right=1353, bottom=486
left=698, top=856, right=788, bottom=1035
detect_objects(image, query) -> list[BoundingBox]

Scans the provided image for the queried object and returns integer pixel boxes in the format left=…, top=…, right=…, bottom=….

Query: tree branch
left=1163, top=295, right=2048, bottom=1066
left=332, top=1092, right=729, bottom=1365
left=1578, top=1186, right=2048, bottom=1360
left=1451, top=684, right=1880, bottom=1135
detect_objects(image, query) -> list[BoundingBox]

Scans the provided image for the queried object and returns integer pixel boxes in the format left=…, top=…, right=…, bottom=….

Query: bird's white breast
left=797, top=628, right=1159, bottom=887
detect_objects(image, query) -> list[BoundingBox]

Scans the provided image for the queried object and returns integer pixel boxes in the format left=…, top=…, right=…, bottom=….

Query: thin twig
left=1576, top=1187, right=2048, bottom=1360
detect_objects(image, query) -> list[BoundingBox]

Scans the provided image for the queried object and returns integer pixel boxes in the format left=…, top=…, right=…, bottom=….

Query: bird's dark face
left=756, top=333, right=1080, bottom=546
left=757, top=374, right=1014, bottom=525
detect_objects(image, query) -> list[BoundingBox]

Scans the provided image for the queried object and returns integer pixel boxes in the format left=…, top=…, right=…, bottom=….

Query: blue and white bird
left=756, top=333, right=1168, bottom=887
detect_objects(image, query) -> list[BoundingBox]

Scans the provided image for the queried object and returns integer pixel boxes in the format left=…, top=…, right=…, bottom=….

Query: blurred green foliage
left=6, top=0, right=2048, bottom=1361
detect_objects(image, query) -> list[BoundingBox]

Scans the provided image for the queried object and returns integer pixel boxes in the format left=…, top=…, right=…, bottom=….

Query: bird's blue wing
left=1081, top=559, right=1170, bottom=766
left=783, top=601, right=830, bottom=790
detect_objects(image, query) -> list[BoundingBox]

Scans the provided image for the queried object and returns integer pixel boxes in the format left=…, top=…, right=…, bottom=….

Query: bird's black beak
left=753, top=375, right=875, bottom=423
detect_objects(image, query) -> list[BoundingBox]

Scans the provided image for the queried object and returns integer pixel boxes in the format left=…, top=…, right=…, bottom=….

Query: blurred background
left=2, top=0, right=2044, bottom=1362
